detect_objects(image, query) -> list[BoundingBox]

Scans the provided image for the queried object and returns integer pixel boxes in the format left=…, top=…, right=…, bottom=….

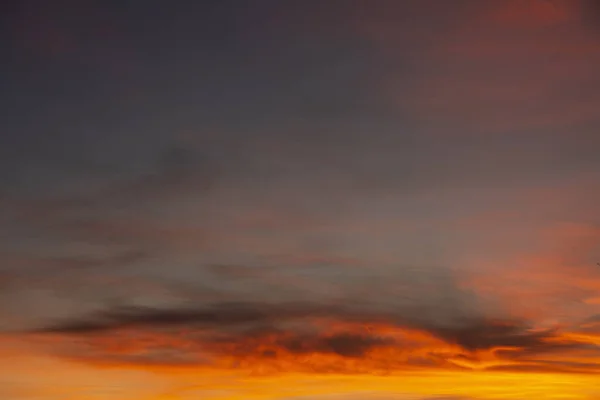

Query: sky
left=1, top=0, right=600, bottom=399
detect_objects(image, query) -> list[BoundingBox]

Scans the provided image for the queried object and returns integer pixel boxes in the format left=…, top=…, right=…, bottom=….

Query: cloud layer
left=2, top=1, right=600, bottom=399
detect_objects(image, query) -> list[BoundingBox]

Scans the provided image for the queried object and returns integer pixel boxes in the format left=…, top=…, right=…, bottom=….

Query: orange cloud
left=5, top=316, right=600, bottom=400
left=463, top=219, right=600, bottom=323
left=15, top=298, right=600, bottom=381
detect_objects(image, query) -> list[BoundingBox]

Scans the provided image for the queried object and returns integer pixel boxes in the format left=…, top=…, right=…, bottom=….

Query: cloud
left=1, top=142, right=215, bottom=222
left=23, top=295, right=600, bottom=375
left=432, top=320, right=556, bottom=351
left=213, top=330, right=395, bottom=359
left=34, top=302, right=322, bottom=334
left=0, top=250, right=146, bottom=278
left=3, top=1, right=600, bottom=399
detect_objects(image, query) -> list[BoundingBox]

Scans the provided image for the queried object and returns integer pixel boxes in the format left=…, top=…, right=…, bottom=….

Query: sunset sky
left=1, top=0, right=600, bottom=399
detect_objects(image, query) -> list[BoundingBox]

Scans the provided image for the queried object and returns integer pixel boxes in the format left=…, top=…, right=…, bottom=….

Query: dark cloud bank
left=30, top=298, right=598, bottom=374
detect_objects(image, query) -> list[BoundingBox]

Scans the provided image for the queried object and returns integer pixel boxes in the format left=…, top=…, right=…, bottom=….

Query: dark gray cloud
left=34, top=302, right=314, bottom=334
left=432, top=320, right=556, bottom=351
left=0, top=249, right=146, bottom=277
left=212, top=329, right=395, bottom=359
left=0, top=144, right=215, bottom=235
left=30, top=298, right=572, bottom=369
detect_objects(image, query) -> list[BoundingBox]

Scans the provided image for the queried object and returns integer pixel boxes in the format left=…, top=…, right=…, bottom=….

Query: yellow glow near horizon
left=4, top=349, right=599, bottom=400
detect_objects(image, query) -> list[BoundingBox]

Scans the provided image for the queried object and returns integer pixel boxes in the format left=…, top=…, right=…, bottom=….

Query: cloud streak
left=24, top=295, right=600, bottom=377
